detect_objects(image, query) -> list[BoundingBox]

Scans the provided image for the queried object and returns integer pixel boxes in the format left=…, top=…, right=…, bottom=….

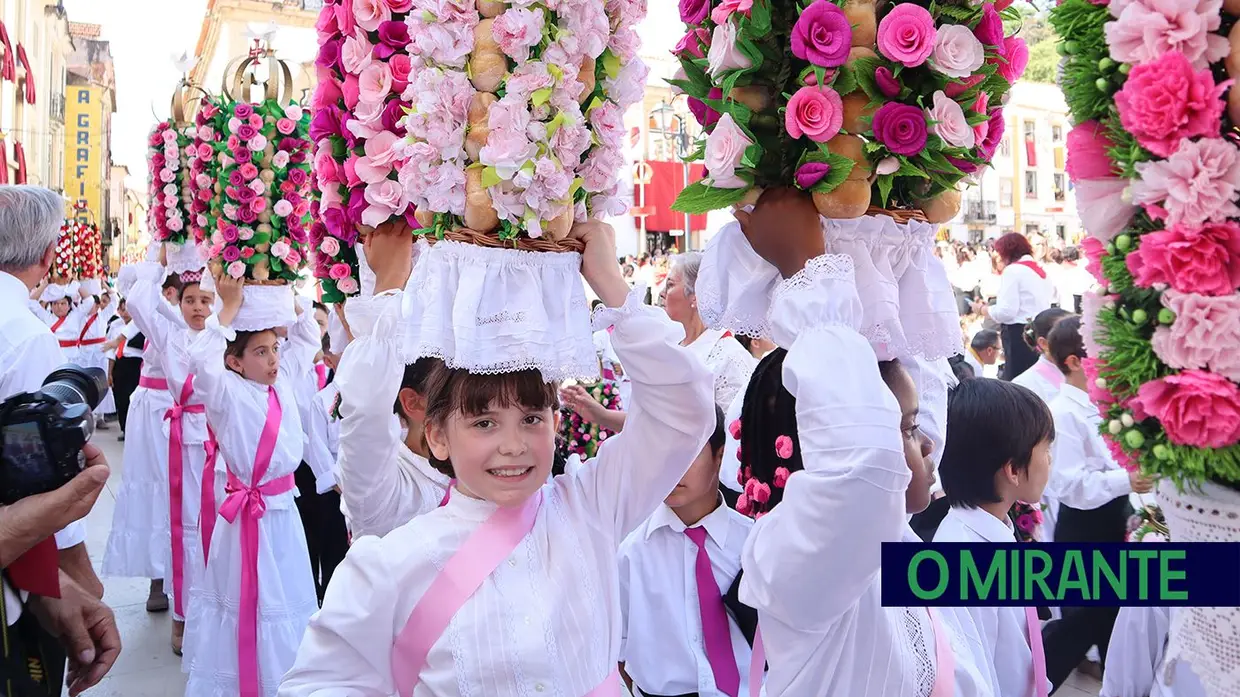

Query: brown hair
left=1047, top=315, right=1086, bottom=375
left=422, top=364, right=559, bottom=476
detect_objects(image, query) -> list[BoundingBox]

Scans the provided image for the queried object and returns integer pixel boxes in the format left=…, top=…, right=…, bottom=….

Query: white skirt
left=101, top=385, right=173, bottom=578
left=165, top=444, right=223, bottom=624
left=184, top=504, right=318, bottom=696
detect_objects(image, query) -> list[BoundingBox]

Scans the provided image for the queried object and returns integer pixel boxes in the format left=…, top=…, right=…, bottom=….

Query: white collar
left=684, top=327, right=726, bottom=358
left=0, top=271, right=31, bottom=305
left=398, top=442, right=453, bottom=488
left=1060, top=383, right=1094, bottom=412
left=945, top=505, right=1015, bottom=543
left=646, top=498, right=733, bottom=549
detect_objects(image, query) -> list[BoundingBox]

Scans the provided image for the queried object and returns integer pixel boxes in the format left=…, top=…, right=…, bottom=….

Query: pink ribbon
left=928, top=607, right=956, bottom=697
left=1026, top=606, right=1048, bottom=697
left=438, top=479, right=455, bottom=508
left=200, top=428, right=220, bottom=561
left=138, top=375, right=168, bottom=391
left=315, top=363, right=328, bottom=390
left=216, top=386, right=293, bottom=697
left=1033, top=358, right=1065, bottom=388
left=164, top=374, right=205, bottom=618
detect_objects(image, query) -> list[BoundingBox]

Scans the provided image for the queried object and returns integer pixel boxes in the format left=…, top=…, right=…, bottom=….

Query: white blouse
left=619, top=502, right=755, bottom=697
left=685, top=327, right=757, bottom=412
left=292, top=359, right=337, bottom=494
left=1048, top=384, right=1131, bottom=512
left=1011, top=358, right=1063, bottom=406
left=1102, top=607, right=1207, bottom=697
left=990, top=256, right=1053, bottom=325
left=739, top=255, right=997, bottom=697
left=278, top=286, right=715, bottom=696
left=934, top=507, right=1050, bottom=697
left=331, top=290, right=452, bottom=539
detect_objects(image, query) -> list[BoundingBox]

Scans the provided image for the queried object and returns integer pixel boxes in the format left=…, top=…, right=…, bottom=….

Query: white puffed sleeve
left=186, top=315, right=237, bottom=433
left=124, top=262, right=177, bottom=355
left=1048, top=410, right=1131, bottom=510
left=696, top=220, right=781, bottom=338
left=557, top=284, right=715, bottom=545
left=741, top=253, right=909, bottom=630
left=1100, top=606, right=1169, bottom=697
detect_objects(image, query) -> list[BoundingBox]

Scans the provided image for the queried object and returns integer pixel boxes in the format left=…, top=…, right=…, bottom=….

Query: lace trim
left=427, top=238, right=583, bottom=269
left=771, top=253, right=856, bottom=305
left=590, top=283, right=650, bottom=333
left=902, top=607, right=936, bottom=697
left=165, top=241, right=207, bottom=275
left=407, top=345, right=601, bottom=383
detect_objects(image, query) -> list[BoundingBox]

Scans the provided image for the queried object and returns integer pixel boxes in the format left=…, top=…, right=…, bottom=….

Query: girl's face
left=1009, top=438, right=1053, bottom=505
left=426, top=401, right=559, bottom=508
left=179, top=283, right=214, bottom=331
left=665, top=442, right=723, bottom=510
left=51, top=298, right=70, bottom=318
left=314, top=308, right=329, bottom=338
left=885, top=364, right=936, bottom=514
left=660, top=269, right=694, bottom=324
left=117, top=304, right=131, bottom=323
left=226, top=330, right=281, bottom=385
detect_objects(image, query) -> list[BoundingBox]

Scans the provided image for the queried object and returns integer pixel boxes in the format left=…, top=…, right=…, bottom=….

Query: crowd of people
left=0, top=180, right=1204, bottom=697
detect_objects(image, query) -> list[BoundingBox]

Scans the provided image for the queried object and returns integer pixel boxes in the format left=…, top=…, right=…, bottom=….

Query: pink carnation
left=1065, top=121, right=1118, bottom=181
left=1132, top=138, right=1240, bottom=227
left=1134, top=370, right=1240, bottom=448
left=1126, top=221, right=1240, bottom=295
left=1151, top=290, right=1240, bottom=381
left=492, top=7, right=545, bottom=63
left=774, top=435, right=794, bottom=459
left=1080, top=236, right=1108, bottom=285
left=1105, top=0, right=1229, bottom=69
left=877, top=3, right=936, bottom=68
left=1115, top=51, right=1229, bottom=158
left=352, top=0, right=391, bottom=32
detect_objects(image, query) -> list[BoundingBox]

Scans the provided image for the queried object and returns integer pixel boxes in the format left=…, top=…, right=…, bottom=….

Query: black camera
left=0, top=365, right=109, bottom=505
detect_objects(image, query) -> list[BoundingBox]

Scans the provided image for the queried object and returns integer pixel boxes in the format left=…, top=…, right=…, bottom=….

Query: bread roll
left=1226, top=23, right=1240, bottom=77
left=845, top=0, right=877, bottom=48
left=463, top=168, right=500, bottom=232
left=827, top=134, right=872, bottom=181
left=577, top=57, right=597, bottom=103
left=919, top=189, right=962, bottom=224
left=813, top=180, right=871, bottom=218
left=469, top=52, right=507, bottom=93
left=728, top=85, right=772, bottom=112
left=545, top=208, right=575, bottom=241
left=848, top=46, right=878, bottom=62
left=841, top=93, right=876, bottom=134
left=466, top=93, right=498, bottom=161
left=415, top=208, right=436, bottom=228
left=474, top=19, right=500, bottom=54
left=477, top=0, right=505, bottom=17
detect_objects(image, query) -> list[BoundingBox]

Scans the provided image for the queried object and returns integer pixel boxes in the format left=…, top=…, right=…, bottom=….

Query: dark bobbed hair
left=422, top=364, right=559, bottom=476
left=393, top=357, right=439, bottom=419
left=971, top=329, right=1000, bottom=352
left=939, top=379, right=1055, bottom=509
left=739, top=350, right=903, bottom=516
left=162, top=272, right=184, bottom=300
left=708, top=403, right=726, bottom=456
left=994, top=233, right=1034, bottom=265
left=1023, top=307, right=1072, bottom=350
left=1047, top=315, right=1087, bottom=375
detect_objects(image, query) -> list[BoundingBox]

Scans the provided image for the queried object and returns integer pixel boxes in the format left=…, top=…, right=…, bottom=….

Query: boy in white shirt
left=934, top=378, right=1055, bottom=697
left=620, top=404, right=756, bottom=697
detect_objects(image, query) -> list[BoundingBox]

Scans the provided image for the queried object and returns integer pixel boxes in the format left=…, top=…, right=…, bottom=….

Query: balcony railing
left=51, top=93, right=66, bottom=124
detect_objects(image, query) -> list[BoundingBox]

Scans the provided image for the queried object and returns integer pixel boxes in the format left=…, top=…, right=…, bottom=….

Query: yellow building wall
left=63, top=85, right=105, bottom=224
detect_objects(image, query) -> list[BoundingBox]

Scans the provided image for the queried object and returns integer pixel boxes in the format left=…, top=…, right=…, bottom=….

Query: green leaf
left=748, top=0, right=772, bottom=35
left=531, top=88, right=552, bottom=107
left=741, top=143, right=763, bottom=169
left=481, top=166, right=503, bottom=188
left=877, top=174, right=894, bottom=208
left=672, top=180, right=752, bottom=214
left=816, top=152, right=855, bottom=193
left=601, top=49, right=621, bottom=79
left=896, top=158, right=930, bottom=179
left=852, top=56, right=882, bottom=100
left=251, top=232, right=271, bottom=246
left=833, top=63, right=858, bottom=96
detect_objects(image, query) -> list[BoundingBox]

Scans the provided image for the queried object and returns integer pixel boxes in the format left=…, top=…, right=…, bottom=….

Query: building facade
left=64, top=20, right=114, bottom=250
left=0, top=0, right=73, bottom=190
left=191, top=0, right=318, bottom=102
left=948, top=82, right=1080, bottom=246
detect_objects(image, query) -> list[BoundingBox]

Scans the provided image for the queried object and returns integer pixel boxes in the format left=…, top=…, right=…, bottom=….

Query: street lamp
left=652, top=99, right=694, bottom=251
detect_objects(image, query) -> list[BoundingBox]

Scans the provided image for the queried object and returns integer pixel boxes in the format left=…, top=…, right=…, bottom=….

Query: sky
left=60, top=0, right=683, bottom=192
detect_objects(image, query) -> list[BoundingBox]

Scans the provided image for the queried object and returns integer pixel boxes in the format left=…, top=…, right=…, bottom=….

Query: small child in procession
left=278, top=221, right=716, bottom=696
left=618, top=403, right=757, bottom=697
left=184, top=274, right=321, bottom=697
left=934, top=378, right=1055, bottom=697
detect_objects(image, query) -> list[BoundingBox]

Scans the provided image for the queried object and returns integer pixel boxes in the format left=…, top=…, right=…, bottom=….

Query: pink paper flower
left=877, top=4, right=936, bottom=68
left=872, top=102, right=928, bottom=156
left=1126, top=221, right=1240, bottom=295
left=1079, top=235, right=1108, bottom=284
left=679, top=0, right=709, bottom=23
left=1105, top=0, right=1229, bottom=69
left=1133, top=138, right=1240, bottom=227
left=774, top=435, right=794, bottom=459
left=329, top=262, right=352, bottom=280
left=336, top=277, right=360, bottom=295
left=352, top=0, right=391, bottom=32
left=341, top=26, right=374, bottom=75
left=773, top=467, right=790, bottom=488
left=362, top=179, right=408, bottom=226
left=707, top=21, right=752, bottom=78
left=1065, top=121, right=1118, bottom=181
left=673, top=27, right=710, bottom=59
left=795, top=161, right=831, bottom=189
left=785, top=86, right=844, bottom=142
left=1134, top=370, right=1240, bottom=448
left=1151, top=290, right=1240, bottom=381
left=227, top=260, right=246, bottom=278
left=973, top=3, right=1005, bottom=50
left=711, top=0, right=753, bottom=25
left=791, top=0, right=853, bottom=68
left=997, top=37, right=1029, bottom=83
left=728, top=419, right=742, bottom=440
left=931, top=25, right=985, bottom=79
left=357, top=62, right=393, bottom=106
left=274, top=200, right=294, bottom=217
left=492, top=7, right=545, bottom=63
left=703, top=113, right=753, bottom=189
left=926, top=90, right=974, bottom=149
left=1115, top=51, right=1228, bottom=158
left=875, top=66, right=901, bottom=98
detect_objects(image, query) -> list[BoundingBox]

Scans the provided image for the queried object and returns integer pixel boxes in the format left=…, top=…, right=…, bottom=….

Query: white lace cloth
left=698, top=215, right=961, bottom=362
left=400, top=239, right=598, bottom=382
left=165, top=240, right=207, bottom=275
left=1157, top=479, right=1240, bottom=697
left=683, top=328, right=757, bottom=412
left=208, top=283, right=298, bottom=332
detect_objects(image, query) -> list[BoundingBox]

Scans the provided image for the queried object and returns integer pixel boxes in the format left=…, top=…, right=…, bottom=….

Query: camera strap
left=0, top=579, right=58, bottom=697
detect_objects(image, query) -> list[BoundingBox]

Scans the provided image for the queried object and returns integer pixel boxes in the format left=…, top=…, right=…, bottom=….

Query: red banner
left=635, top=160, right=709, bottom=233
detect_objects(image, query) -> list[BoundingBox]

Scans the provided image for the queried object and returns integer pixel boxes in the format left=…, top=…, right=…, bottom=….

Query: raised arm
left=123, top=262, right=177, bottom=354
left=186, top=275, right=242, bottom=431
left=280, top=297, right=322, bottom=381
left=559, top=221, right=715, bottom=544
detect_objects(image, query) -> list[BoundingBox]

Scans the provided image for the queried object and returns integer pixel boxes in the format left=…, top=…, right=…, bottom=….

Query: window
left=1056, top=224, right=1067, bottom=240
left=1024, top=171, right=1038, bottom=198
left=999, top=136, right=1011, bottom=158
left=1052, top=124, right=1063, bottom=142
left=1053, top=173, right=1066, bottom=202
left=1024, top=120, right=1037, bottom=142
left=1026, top=224, right=1041, bottom=237
left=1000, top=177, right=1014, bottom=207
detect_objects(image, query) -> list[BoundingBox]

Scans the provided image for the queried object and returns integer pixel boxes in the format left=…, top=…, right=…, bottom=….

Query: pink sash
left=216, top=387, right=294, bottom=697
left=1026, top=606, right=1048, bottom=697
left=1032, top=359, right=1065, bottom=388
left=164, top=374, right=205, bottom=618
left=139, top=375, right=168, bottom=391
left=200, top=425, right=220, bottom=561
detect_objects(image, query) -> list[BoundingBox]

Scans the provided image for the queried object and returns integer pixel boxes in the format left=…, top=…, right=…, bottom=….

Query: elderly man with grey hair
left=0, top=185, right=120, bottom=695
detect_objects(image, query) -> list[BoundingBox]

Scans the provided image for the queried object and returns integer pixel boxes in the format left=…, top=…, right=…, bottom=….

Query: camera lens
left=40, top=365, right=108, bottom=411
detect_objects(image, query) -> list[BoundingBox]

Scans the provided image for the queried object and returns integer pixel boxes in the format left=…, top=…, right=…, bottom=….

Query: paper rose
left=1134, top=370, right=1240, bottom=449
left=795, top=161, right=831, bottom=190
left=926, top=91, right=974, bottom=149
left=679, top=0, right=709, bottom=24
left=931, top=25, right=985, bottom=79
left=877, top=4, right=937, bottom=68
left=1151, top=291, right=1240, bottom=381
left=791, top=0, right=852, bottom=68
left=1125, top=221, right=1240, bottom=296
left=872, top=102, right=928, bottom=156
left=1115, top=51, right=1229, bottom=158
left=996, top=36, right=1029, bottom=84
left=704, top=113, right=753, bottom=189
left=708, top=21, right=753, bottom=79
left=1132, top=138, right=1240, bottom=227
left=785, top=86, right=844, bottom=142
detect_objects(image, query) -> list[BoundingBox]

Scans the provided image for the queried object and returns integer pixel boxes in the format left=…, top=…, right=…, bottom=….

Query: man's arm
left=59, top=543, right=104, bottom=599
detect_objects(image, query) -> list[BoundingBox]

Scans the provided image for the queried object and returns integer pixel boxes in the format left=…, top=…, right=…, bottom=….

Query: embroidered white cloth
left=165, top=240, right=208, bottom=275
left=400, top=239, right=598, bottom=382
left=218, top=283, right=298, bottom=332
left=738, top=256, right=998, bottom=697
left=278, top=285, right=715, bottom=697
left=684, top=327, right=757, bottom=412
left=1102, top=606, right=1207, bottom=697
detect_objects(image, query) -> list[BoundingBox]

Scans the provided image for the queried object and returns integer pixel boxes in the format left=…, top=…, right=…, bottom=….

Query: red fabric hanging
left=16, top=44, right=34, bottom=104
left=0, top=142, right=8, bottom=186
left=1025, top=138, right=1037, bottom=167
left=635, top=160, right=709, bottom=233
left=0, top=22, right=13, bottom=82
left=13, top=142, right=26, bottom=184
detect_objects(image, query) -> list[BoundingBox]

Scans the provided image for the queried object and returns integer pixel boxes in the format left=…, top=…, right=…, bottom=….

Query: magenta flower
left=233, top=103, right=254, bottom=119
left=877, top=4, right=936, bottom=68
left=795, top=161, right=831, bottom=189
left=679, top=0, right=709, bottom=24
left=973, top=3, right=1005, bottom=52
left=222, top=245, right=242, bottom=262
left=791, top=0, right=853, bottom=68
left=871, top=102, right=928, bottom=156
left=688, top=87, right=723, bottom=128
left=875, top=66, right=900, bottom=98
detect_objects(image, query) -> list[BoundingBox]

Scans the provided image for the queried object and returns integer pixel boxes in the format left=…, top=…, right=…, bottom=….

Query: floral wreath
left=147, top=120, right=196, bottom=244
left=1051, top=0, right=1240, bottom=490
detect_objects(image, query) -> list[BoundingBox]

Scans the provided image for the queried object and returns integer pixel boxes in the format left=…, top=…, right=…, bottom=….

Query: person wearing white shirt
left=1010, top=308, right=1072, bottom=405
left=934, top=378, right=1055, bottom=697
left=278, top=221, right=716, bottom=697
left=731, top=192, right=997, bottom=697
left=1101, top=606, right=1207, bottom=697
left=974, top=234, right=1053, bottom=380
left=619, top=405, right=756, bottom=697
left=1041, top=316, right=1153, bottom=690
left=965, top=329, right=1000, bottom=380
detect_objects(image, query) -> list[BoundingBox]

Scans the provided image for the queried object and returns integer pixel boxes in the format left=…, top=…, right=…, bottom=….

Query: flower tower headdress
left=688, top=0, right=1012, bottom=361
left=201, top=37, right=315, bottom=331
left=314, top=0, right=648, bottom=381
left=1051, top=0, right=1240, bottom=693
left=151, top=62, right=211, bottom=275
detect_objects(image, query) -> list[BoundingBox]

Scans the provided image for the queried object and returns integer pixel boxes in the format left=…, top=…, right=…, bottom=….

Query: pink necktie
left=685, top=527, right=740, bottom=697
left=927, top=607, right=955, bottom=697
left=315, top=363, right=328, bottom=390
left=1025, top=606, right=1048, bottom=697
